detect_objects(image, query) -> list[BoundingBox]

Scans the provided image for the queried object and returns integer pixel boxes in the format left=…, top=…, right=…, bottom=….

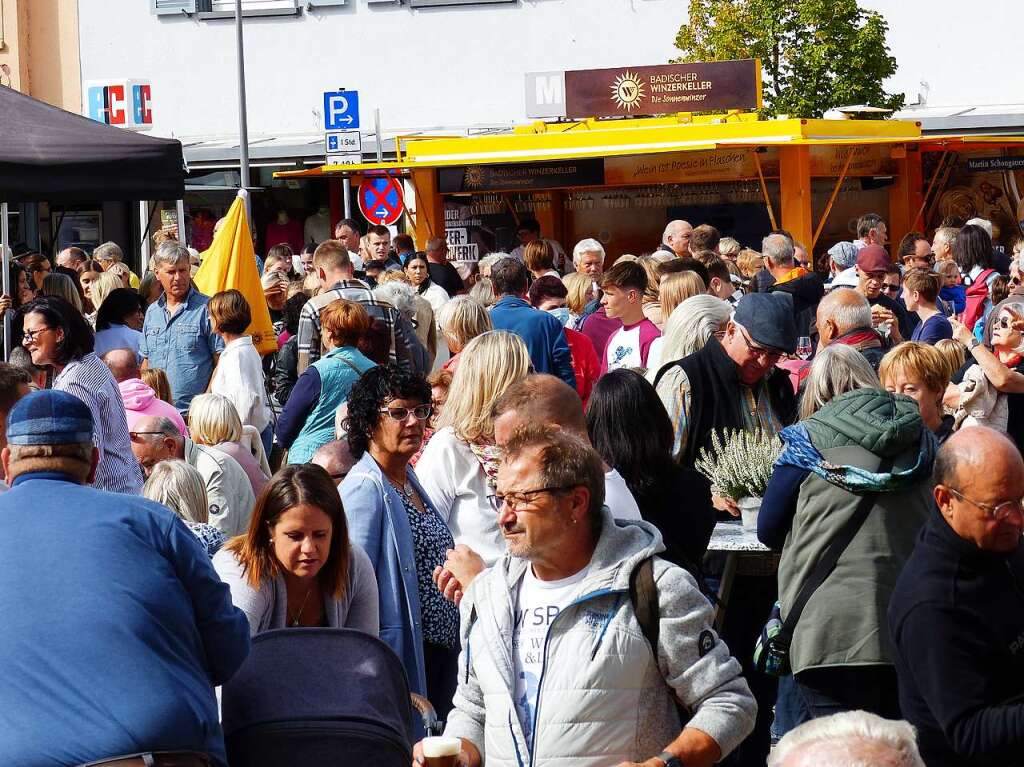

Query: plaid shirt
left=296, top=279, right=413, bottom=375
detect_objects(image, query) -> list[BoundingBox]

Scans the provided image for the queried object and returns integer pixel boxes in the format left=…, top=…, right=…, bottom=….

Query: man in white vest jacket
left=414, top=425, right=756, bottom=767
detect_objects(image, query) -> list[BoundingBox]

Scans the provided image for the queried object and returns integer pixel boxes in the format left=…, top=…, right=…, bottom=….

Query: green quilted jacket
left=779, top=389, right=934, bottom=674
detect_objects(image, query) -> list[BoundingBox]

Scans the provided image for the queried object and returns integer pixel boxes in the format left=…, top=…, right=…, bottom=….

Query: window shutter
left=152, top=0, right=207, bottom=14
left=409, top=0, right=516, bottom=6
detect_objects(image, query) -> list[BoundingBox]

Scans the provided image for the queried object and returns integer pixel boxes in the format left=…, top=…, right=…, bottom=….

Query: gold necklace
left=288, top=585, right=314, bottom=627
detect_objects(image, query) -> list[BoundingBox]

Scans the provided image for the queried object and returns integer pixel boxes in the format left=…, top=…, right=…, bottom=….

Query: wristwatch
left=657, top=751, right=684, bottom=767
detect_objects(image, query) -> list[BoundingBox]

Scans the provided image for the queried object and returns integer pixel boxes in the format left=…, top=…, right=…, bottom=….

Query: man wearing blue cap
left=0, top=390, right=250, bottom=766
left=655, top=291, right=799, bottom=492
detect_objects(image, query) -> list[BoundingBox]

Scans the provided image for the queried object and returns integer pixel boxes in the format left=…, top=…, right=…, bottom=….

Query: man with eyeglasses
left=129, top=415, right=255, bottom=537
left=889, top=426, right=1024, bottom=767
left=655, top=292, right=798, bottom=513
left=417, top=424, right=756, bottom=767
left=855, top=245, right=912, bottom=342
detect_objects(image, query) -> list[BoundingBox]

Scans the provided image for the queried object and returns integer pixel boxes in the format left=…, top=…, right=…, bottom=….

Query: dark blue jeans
left=771, top=674, right=809, bottom=742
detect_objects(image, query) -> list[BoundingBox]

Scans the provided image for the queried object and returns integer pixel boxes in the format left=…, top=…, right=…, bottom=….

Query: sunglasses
left=994, top=316, right=1018, bottom=330
left=379, top=404, right=433, bottom=422
left=881, top=284, right=901, bottom=293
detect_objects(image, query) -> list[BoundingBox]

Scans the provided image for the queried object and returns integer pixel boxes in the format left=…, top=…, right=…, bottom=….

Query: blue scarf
left=776, top=423, right=936, bottom=493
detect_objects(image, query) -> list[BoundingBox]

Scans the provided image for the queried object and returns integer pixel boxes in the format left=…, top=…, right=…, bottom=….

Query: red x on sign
left=357, top=177, right=405, bottom=226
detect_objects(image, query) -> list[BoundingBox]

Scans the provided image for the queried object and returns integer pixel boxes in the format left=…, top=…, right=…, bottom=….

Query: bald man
left=659, top=220, right=693, bottom=258
left=103, top=348, right=141, bottom=383
left=889, top=426, right=1024, bottom=766
left=814, top=288, right=883, bottom=369
left=311, top=439, right=356, bottom=486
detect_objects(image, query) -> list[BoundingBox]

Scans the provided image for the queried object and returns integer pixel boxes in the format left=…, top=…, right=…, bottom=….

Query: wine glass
left=796, top=336, right=813, bottom=360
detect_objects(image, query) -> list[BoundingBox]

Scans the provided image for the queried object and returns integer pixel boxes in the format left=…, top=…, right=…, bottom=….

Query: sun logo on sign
left=463, top=166, right=485, bottom=189
left=610, top=71, right=645, bottom=112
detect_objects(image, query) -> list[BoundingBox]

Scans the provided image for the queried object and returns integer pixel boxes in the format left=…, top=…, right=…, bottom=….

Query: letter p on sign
left=324, top=90, right=361, bottom=131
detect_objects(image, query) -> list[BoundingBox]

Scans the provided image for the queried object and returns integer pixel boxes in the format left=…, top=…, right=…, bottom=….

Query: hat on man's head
left=6, top=390, right=93, bottom=446
left=733, top=292, right=797, bottom=354
left=856, top=245, right=891, bottom=273
left=828, top=241, right=859, bottom=269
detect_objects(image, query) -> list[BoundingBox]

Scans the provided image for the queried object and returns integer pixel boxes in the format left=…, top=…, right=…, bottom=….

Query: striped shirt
left=53, top=353, right=145, bottom=495
left=296, top=279, right=414, bottom=375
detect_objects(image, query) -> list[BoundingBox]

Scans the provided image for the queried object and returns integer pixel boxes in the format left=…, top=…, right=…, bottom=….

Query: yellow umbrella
left=193, top=193, right=277, bottom=356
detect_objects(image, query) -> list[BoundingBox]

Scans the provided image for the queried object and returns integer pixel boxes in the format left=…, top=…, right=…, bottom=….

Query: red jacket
left=565, top=327, right=599, bottom=406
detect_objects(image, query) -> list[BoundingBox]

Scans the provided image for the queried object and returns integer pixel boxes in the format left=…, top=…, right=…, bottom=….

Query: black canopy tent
left=0, top=84, right=185, bottom=357
left=0, top=84, right=184, bottom=203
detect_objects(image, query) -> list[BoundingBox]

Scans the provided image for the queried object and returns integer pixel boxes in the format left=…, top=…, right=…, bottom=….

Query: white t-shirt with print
left=605, top=323, right=645, bottom=371
left=512, top=564, right=589, bottom=749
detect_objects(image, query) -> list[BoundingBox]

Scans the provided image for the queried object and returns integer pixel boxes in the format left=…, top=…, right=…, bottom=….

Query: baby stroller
left=221, top=628, right=439, bottom=767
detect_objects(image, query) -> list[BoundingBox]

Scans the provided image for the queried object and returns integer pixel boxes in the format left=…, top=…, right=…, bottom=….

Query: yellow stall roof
left=276, top=114, right=929, bottom=179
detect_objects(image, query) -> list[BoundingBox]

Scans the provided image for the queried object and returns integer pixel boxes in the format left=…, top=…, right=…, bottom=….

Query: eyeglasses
left=128, top=430, right=166, bottom=441
left=379, top=404, right=433, bottom=422
left=492, top=485, right=577, bottom=511
left=21, top=327, right=53, bottom=344
left=948, top=487, right=1024, bottom=522
left=737, top=326, right=784, bottom=363
left=994, top=316, right=1018, bottom=330
left=882, top=284, right=901, bottom=293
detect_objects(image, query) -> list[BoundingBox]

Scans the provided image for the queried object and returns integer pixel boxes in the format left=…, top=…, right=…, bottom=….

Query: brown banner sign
left=563, top=60, right=760, bottom=119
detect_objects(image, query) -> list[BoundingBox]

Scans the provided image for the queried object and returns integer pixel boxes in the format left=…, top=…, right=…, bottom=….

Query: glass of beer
left=422, top=736, right=462, bottom=767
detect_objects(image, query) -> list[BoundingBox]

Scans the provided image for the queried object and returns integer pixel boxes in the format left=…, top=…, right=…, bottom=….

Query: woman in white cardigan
left=214, top=463, right=379, bottom=636
left=415, top=331, right=531, bottom=565
left=208, top=289, right=274, bottom=457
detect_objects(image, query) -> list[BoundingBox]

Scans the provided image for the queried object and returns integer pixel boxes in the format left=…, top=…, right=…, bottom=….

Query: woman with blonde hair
left=647, top=293, right=728, bottom=384
left=719, top=237, right=742, bottom=262
left=143, top=459, right=225, bottom=557
left=89, top=271, right=123, bottom=316
left=437, top=295, right=492, bottom=371
left=737, top=248, right=763, bottom=280
left=637, top=255, right=664, bottom=328
left=415, top=330, right=531, bottom=564
left=142, top=367, right=174, bottom=405
left=659, top=271, right=706, bottom=321
left=42, top=272, right=83, bottom=313
left=189, top=393, right=270, bottom=498
left=563, top=272, right=594, bottom=329
left=880, top=342, right=955, bottom=442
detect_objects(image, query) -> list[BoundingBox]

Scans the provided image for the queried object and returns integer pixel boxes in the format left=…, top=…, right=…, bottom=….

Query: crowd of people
left=2, top=211, right=1024, bottom=767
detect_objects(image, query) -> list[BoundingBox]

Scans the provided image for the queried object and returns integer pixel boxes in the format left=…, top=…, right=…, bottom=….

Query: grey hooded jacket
left=443, top=508, right=757, bottom=767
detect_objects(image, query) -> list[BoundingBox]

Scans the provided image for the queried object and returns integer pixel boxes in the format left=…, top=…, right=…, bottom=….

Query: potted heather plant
left=694, top=428, right=783, bottom=531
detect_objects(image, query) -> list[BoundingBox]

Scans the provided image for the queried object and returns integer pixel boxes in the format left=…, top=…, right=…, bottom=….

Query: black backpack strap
left=629, top=557, right=690, bottom=726
left=778, top=458, right=894, bottom=643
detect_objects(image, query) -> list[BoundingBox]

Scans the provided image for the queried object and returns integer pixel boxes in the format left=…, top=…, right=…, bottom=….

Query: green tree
left=674, top=0, right=905, bottom=118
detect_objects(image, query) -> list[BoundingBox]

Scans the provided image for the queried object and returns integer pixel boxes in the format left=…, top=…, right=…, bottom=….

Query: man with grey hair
left=815, top=288, right=883, bottom=369
left=932, top=226, right=958, bottom=262
left=129, top=414, right=255, bottom=536
left=855, top=213, right=888, bottom=249
left=769, top=711, right=925, bottom=767
left=93, top=240, right=141, bottom=288
left=140, top=242, right=223, bottom=413
left=764, top=233, right=825, bottom=337
left=572, top=238, right=606, bottom=281
left=659, top=219, right=693, bottom=257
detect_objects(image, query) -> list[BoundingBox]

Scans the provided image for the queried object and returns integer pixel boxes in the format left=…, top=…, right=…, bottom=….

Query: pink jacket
left=119, top=378, right=189, bottom=437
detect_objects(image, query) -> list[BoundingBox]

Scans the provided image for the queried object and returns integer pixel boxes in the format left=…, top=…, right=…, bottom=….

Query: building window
left=153, top=0, right=304, bottom=17
left=408, top=0, right=516, bottom=5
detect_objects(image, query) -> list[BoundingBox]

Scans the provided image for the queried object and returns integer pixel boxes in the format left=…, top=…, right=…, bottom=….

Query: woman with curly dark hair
left=339, top=364, right=459, bottom=721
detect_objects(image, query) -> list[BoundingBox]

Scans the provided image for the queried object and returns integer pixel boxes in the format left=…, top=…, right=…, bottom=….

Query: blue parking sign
left=323, top=90, right=360, bottom=131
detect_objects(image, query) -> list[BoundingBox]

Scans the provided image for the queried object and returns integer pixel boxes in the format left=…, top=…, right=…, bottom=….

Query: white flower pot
left=738, top=496, right=762, bottom=532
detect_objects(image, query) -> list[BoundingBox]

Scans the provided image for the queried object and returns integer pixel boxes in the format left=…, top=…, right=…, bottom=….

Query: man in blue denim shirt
left=140, top=243, right=223, bottom=413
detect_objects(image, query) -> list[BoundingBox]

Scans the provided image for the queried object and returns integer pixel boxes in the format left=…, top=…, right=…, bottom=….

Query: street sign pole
left=375, top=108, right=383, bottom=163
left=343, top=178, right=352, bottom=219
left=234, top=0, right=251, bottom=221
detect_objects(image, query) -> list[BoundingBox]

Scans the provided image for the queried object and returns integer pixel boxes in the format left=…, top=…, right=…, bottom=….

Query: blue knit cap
left=6, top=390, right=93, bottom=446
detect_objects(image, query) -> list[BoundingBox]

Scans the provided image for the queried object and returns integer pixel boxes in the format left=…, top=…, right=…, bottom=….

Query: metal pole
left=176, top=199, right=187, bottom=248
left=1, top=202, right=9, bottom=361
left=235, top=0, right=251, bottom=221
left=139, top=201, right=152, bottom=273
left=343, top=178, right=352, bottom=219
left=375, top=108, right=383, bottom=163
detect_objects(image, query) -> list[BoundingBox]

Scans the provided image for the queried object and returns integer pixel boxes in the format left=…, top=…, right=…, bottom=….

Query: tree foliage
left=674, top=0, right=905, bottom=118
